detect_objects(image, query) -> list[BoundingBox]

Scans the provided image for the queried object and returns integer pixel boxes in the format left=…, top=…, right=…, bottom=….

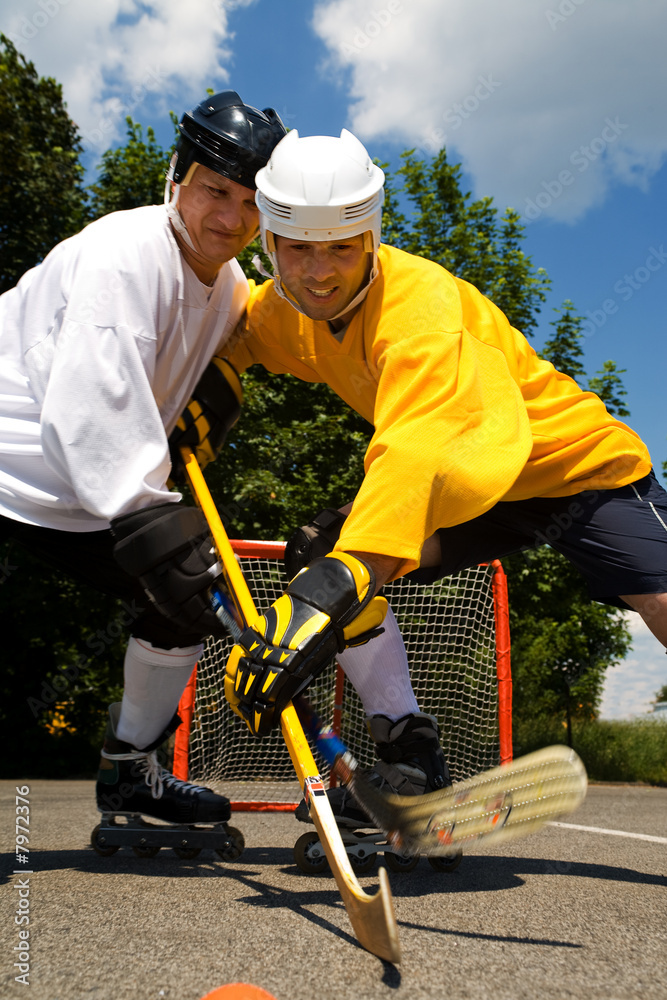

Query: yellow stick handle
left=181, top=447, right=320, bottom=778
left=180, top=445, right=400, bottom=963
left=181, top=447, right=257, bottom=625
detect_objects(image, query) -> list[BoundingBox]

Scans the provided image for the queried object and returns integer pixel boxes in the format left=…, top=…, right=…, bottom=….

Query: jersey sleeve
left=336, top=308, right=533, bottom=577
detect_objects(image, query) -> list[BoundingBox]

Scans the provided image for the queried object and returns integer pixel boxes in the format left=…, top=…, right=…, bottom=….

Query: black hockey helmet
left=171, top=90, right=286, bottom=191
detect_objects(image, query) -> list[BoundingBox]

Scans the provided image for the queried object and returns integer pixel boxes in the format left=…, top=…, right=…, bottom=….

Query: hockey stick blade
left=181, top=447, right=401, bottom=964
left=344, top=745, right=588, bottom=855
left=294, top=700, right=587, bottom=854
left=281, top=703, right=400, bottom=963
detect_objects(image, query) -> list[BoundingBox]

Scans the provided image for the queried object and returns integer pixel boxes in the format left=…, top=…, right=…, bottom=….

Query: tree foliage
left=653, top=684, right=667, bottom=704
left=385, top=149, right=551, bottom=336
left=587, top=360, right=630, bottom=419
left=204, top=367, right=371, bottom=542
left=0, top=542, right=124, bottom=777
left=502, top=547, right=630, bottom=737
left=0, top=34, right=88, bottom=292
left=88, top=116, right=172, bottom=220
left=542, top=299, right=630, bottom=417
left=540, top=300, right=587, bottom=382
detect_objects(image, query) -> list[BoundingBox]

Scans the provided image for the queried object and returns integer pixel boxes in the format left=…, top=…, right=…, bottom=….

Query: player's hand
left=168, top=357, right=243, bottom=483
left=224, top=553, right=388, bottom=736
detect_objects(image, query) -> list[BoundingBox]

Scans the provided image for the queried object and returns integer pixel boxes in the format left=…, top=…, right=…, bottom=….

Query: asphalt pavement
left=1, top=780, right=666, bottom=1000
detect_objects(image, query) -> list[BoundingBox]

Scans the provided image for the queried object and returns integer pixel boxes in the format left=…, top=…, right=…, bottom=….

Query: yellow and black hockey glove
left=224, top=552, right=388, bottom=737
left=168, top=357, right=243, bottom=483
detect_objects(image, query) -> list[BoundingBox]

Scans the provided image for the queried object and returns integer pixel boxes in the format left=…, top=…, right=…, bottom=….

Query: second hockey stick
left=295, top=700, right=587, bottom=855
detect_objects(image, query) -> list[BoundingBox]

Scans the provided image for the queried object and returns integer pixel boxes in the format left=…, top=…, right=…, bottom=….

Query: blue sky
left=2, top=0, right=666, bottom=717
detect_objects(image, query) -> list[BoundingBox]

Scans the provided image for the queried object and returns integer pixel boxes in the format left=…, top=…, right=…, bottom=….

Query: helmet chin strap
left=164, top=157, right=199, bottom=255
left=252, top=250, right=379, bottom=320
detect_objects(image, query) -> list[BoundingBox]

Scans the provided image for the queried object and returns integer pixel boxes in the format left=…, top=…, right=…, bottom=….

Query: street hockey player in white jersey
left=0, top=90, right=285, bottom=832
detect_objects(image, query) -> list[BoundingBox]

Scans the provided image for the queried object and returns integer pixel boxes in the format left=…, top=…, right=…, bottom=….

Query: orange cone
left=200, top=985, right=278, bottom=1000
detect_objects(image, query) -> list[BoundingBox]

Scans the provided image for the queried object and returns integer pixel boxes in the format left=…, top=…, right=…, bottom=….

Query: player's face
left=274, top=234, right=371, bottom=323
left=176, top=165, right=259, bottom=267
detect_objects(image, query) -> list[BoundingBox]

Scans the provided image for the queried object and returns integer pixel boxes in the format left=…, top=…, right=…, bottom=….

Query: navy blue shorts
left=419, top=471, right=667, bottom=610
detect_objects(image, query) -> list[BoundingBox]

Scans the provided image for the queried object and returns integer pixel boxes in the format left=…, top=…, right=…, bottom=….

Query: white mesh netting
left=183, top=556, right=508, bottom=806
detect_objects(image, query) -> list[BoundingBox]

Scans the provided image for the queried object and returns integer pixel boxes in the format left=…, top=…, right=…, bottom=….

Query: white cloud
left=599, top=612, right=667, bottom=720
left=1, top=0, right=258, bottom=153
left=311, top=0, right=667, bottom=223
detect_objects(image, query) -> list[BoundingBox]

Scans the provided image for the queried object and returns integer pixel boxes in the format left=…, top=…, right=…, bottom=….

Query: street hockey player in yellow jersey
left=224, top=128, right=667, bottom=827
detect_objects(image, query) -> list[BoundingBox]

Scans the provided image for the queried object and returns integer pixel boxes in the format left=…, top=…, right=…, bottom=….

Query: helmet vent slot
left=343, top=197, right=377, bottom=220
left=262, top=196, right=293, bottom=220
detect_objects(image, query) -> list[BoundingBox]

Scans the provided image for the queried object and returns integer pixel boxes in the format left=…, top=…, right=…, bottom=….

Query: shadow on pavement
left=381, top=853, right=667, bottom=898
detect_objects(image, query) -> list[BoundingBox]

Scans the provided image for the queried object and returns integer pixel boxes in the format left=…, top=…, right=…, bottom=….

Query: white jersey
left=0, top=205, right=248, bottom=531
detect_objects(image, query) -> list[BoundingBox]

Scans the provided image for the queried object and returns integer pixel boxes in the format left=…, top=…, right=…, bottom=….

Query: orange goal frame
left=173, top=541, right=512, bottom=799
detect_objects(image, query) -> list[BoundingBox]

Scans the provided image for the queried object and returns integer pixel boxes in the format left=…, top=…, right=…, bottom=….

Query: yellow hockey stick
left=181, top=446, right=401, bottom=964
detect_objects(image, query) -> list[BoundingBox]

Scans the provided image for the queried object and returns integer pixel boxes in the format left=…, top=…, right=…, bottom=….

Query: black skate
left=293, top=712, right=461, bottom=875
left=91, top=704, right=244, bottom=861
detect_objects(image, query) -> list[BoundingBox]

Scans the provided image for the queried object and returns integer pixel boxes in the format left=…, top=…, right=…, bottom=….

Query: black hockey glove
left=111, top=503, right=227, bottom=640
left=168, top=356, right=243, bottom=484
left=284, top=507, right=348, bottom=581
left=225, top=552, right=388, bottom=737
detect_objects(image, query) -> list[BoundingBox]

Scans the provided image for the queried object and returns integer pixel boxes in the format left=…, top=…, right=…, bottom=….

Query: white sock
left=116, top=636, right=202, bottom=750
left=336, top=605, right=419, bottom=720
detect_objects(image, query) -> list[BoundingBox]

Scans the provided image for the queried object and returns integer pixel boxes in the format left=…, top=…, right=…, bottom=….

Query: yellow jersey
left=228, top=244, right=651, bottom=576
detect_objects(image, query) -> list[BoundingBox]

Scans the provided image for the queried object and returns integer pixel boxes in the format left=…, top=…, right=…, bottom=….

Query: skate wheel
left=215, top=826, right=245, bottom=862
left=90, top=824, right=120, bottom=857
left=384, top=850, right=420, bottom=873
left=173, top=846, right=201, bottom=860
left=428, top=850, right=463, bottom=873
left=294, top=832, right=328, bottom=874
left=131, top=844, right=160, bottom=858
left=349, top=848, right=377, bottom=874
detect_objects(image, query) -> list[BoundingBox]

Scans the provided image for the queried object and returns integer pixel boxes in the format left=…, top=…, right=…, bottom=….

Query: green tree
left=522, top=300, right=634, bottom=731
left=0, top=35, right=87, bottom=291
left=203, top=365, right=371, bottom=542
left=653, top=685, right=667, bottom=704
left=587, top=360, right=630, bottom=418
left=503, top=546, right=630, bottom=745
left=392, top=148, right=551, bottom=336
left=0, top=543, right=125, bottom=778
left=541, top=301, right=630, bottom=417
left=540, top=300, right=587, bottom=382
left=88, top=116, right=172, bottom=219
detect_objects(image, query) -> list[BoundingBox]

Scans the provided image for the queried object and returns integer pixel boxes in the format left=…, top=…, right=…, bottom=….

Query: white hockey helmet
left=254, top=129, right=385, bottom=316
left=256, top=128, right=384, bottom=249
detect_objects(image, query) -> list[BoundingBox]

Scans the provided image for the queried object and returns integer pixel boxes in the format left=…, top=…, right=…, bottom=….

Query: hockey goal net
left=174, top=541, right=512, bottom=810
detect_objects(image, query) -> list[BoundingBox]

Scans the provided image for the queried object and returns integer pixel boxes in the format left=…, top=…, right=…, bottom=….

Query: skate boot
left=293, top=712, right=461, bottom=875
left=296, top=711, right=451, bottom=827
left=91, top=704, right=244, bottom=861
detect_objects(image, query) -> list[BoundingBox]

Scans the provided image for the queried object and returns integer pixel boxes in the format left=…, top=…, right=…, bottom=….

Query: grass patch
left=513, top=716, right=667, bottom=786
